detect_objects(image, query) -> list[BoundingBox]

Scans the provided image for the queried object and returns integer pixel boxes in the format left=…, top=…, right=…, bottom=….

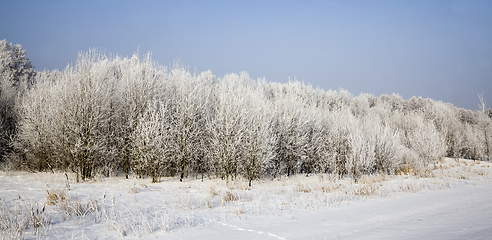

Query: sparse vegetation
left=0, top=158, right=490, bottom=238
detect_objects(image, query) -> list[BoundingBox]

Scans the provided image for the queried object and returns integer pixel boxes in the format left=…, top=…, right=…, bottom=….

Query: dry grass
left=473, top=169, right=487, bottom=176
left=57, top=197, right=99, bottom=219
left=235, top=207, right=245, bottom=215
left=432, top=158, right=491, bottom=181
left=0, top=197, right=51, bottom=239
left=45, top=188, right=67, bottom=205
left=127, top=182, right=142, bottom=194
left=395, top=164, right=415, bottom=175
left=399, top=183, right=417, bottom=192
left=295, top=183, right=311, bottom=193
left=226, top=180, right=249, bottom=191
left=416, top=169, right=435, bottom=178
left=315, top=183, right=343, bottom=193
left=459, top=175, right=468, bottom=180
left=206, top=198, right=214, bottom=208
left=351, top=184, right=380, bottom=196
left=437, top=164, right=451, bottom=170
left=45, top=187, right=99, bottom=219
left=209, top=186, right=219, bottom=196
left=222, top=191, right=238, bottom=202
left=358, top=174, right=386, bottom=184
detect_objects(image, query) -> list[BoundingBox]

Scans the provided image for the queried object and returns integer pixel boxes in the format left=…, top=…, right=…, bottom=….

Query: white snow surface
left=165, top=184, right=492, bottom=240
left=1, top=158, right=491, bottom=239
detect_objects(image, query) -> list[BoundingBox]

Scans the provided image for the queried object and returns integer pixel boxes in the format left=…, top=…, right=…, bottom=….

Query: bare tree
left=478, top=93, right=491, bottom=161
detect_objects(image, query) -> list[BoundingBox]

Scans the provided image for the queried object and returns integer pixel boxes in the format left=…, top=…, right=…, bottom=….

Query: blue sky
left=1, top=0, right=491, bottom=110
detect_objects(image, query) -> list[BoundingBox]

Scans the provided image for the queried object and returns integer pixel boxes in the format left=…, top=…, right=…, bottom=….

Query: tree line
left=1, top=40, right=491, bottom=185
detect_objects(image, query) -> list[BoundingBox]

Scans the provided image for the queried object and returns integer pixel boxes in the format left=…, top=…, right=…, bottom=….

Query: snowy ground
left=1, top=158, right=491, bottom=239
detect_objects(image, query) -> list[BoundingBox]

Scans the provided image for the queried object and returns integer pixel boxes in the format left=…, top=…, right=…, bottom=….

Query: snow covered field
left=1, top=158, right=491, bottom=239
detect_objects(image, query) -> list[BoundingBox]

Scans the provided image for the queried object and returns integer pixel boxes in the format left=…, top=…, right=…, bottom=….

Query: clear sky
left=1, top=0, right=491, bottom=110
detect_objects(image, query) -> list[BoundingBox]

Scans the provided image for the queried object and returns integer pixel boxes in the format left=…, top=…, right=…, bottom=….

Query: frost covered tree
left=302, top=108, right=329, bottom=177
left=239, top=79, right=275, bottom=186
left=0, top=40, right=35, bottom=89
left=327, top=109, right=354, bottom=178
left=0, top=40, right=35, bottom=161
left=49, top=51, right=115, bottom=180
left=269, top=82, right=310, bottom=177
left=15, top=70, right=62, bottom=171
left=114, top=52, right=163, bottom=178
left=207, top=73, right=248, bottom=181
left=167, top=66, right=212, bottom=181
left=10, top=45, right=492, bottom=182
left=133, top=100, right=172, bottom=182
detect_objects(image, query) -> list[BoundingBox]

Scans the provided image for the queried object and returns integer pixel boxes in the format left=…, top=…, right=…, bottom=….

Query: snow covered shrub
left=396, top=113, right=446, bottom=169
left=430, top=101, right=461, bottom=158
left=344, top=115, right=373, bottom=180
left=326, top=109, right=353, bottom=178
left=455, top=124, right=484, bottom=160
left=372, top=122, right=402, bottom=174
left=327, top=109, right=401, bottom=180
left=221, top=191, right=238, bottom=202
